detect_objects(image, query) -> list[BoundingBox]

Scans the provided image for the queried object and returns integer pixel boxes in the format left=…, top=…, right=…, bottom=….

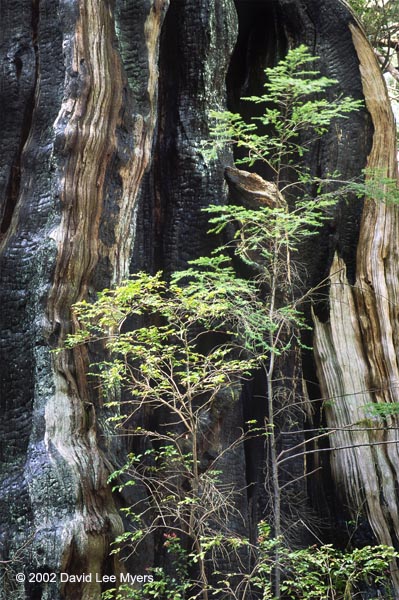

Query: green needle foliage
left=208, top=45, right=362, bottom=176
left=65, top=45, right=396, bottom=600
left=67, top=269, right=263, bottom=422
left=68, top=270, right=269, bottom=600
left=204, top=50, right=363, bottom=600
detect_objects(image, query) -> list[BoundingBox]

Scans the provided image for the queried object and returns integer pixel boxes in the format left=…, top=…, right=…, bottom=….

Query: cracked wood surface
left=313, top=19, right=399, bottom=593
left=0, top=1, right=168, bottom=598
left=0, top=0, right=398, bottom=598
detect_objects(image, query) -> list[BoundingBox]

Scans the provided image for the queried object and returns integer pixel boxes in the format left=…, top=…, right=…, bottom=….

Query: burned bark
left=0, top=0, right=397, bottom=598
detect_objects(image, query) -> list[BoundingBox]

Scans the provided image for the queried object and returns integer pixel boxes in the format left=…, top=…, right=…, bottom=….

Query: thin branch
left=279, top=467, right=323, bottom=491
left=278, top=439, right=399, bottom=467
left=375, top=48, right=399, bottom=82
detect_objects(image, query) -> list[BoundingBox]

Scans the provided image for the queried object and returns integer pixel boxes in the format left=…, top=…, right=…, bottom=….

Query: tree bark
left=0, top=0, right=396, bottom=599
left=313, top=18, right=399, bottom=595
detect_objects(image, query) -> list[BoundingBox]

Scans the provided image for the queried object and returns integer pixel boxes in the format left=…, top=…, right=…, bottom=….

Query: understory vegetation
left=66, top=46, right=398, bottom=599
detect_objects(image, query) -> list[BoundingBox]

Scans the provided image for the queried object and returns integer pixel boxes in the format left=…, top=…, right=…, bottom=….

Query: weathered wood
left=313, top=18, right=399, bottom=594
left=0, top=0, right=397, bottom=598
left=0, top=2, right=169, bottom=598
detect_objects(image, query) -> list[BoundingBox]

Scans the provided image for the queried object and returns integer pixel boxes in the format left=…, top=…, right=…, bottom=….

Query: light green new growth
left=65, top=45, right=396, bottom=600
left=208, top=45, right=362, bottom=174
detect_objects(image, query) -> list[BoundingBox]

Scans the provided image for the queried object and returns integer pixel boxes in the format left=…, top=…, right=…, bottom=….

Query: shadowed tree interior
left=0, top=1, right=398, bottom=599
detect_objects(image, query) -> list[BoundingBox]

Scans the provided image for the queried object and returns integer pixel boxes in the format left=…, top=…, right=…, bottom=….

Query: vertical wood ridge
left=313, top=21, right=399, bottom=592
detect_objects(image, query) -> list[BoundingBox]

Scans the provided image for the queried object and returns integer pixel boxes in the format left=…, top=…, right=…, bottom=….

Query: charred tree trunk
left=0, top=1, right=397, bottom=599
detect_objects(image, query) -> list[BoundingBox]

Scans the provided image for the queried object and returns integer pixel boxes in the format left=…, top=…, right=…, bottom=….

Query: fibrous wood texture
left=0, top=2, right=170, bottom=598
left=0, top=0, right=397, bottom=598
left=313, top=18, right=399, bottom=593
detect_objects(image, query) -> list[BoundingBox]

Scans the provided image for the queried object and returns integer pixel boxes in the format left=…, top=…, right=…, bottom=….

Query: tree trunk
left=313, top=17, right=399, bottom=595
left=0, top=1, right=396, bottom=599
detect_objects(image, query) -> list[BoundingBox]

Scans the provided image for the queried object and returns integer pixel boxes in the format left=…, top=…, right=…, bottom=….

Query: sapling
left=65, top=46, right=397, bottom=600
